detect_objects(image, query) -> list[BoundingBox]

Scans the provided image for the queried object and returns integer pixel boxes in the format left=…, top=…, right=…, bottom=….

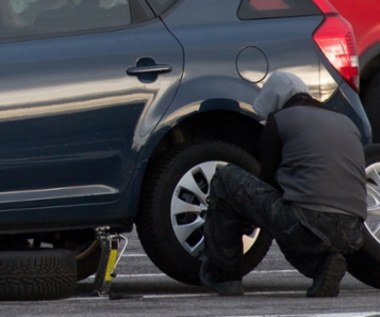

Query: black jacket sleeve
left=259, top=113, right=282, bottom=190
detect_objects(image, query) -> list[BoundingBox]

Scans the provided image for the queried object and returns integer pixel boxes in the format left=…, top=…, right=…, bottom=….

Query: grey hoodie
left=258, top=72, right=367, bottom=219
left=254, top=71, right=310, bottom=120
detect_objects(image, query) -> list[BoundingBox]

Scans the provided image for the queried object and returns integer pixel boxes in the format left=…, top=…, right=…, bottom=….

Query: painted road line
left=85, top=269, right=299, bottom=280
left=121, top=253, right=146, bottom=257
left=214, top=313, right=380, bottom=317
left=112, top=269, right=298, bottom=278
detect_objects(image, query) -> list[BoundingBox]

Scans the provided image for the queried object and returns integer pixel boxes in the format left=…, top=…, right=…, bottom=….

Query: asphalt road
left=1, top=230, right=380, bottom=317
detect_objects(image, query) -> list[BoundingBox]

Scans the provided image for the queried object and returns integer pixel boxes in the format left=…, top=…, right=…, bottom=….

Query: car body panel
left=0, top=0, right=371, bottom=235
left=0, top=17, right=183, bottom=229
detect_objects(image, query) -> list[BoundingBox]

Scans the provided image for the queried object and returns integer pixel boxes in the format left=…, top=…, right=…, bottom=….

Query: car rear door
left=0, top=0, right=183, bottom=210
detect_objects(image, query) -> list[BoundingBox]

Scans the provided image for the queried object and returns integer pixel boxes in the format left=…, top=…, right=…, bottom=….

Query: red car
left=330, top=0, right=380, bottom=141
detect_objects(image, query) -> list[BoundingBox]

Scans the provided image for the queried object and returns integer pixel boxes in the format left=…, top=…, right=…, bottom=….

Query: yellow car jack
left=93, top=226, right=128, bottom=297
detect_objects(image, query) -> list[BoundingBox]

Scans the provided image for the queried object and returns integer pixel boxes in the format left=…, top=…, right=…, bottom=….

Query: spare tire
left=0, top=249, right=77, bottom=300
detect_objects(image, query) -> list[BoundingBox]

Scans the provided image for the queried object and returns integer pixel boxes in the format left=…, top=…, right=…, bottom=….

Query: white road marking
left=78, top=266, right=376, bottom=317
left=67, top=287, right=380, bottom=317
left=121, top=253, right=146, bottom=257
left=86, top=269, right=298, bottom=280
left=112, top=273, right=167, bottom=278
left=183, top=313, right=378, bottom=317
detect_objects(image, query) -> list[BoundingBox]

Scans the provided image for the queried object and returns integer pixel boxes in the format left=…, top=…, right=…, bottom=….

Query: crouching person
left=200, top=72, right=366, bottom=297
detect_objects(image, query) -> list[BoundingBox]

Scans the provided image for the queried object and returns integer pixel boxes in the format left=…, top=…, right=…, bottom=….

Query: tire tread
left=0, top=249, right=77, bottom=300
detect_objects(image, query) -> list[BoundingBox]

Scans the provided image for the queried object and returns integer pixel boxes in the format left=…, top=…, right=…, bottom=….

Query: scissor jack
left=93, top=226, right=128, bottom=297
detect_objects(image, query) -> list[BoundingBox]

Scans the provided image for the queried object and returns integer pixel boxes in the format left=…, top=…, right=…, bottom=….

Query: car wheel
left=136, top=140, right=273, bottom=285
left=0, top=249, right=77, bottom=300
left=346, top=144, right=380, bottom=288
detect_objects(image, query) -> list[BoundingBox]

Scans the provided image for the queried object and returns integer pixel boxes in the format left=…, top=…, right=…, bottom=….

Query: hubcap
left=366, top=162, right=380, bottom=242
left=170, top=161, right=260, bottom=257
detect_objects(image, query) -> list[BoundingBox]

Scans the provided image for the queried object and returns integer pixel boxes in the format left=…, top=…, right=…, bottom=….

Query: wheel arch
left=129, top=100, right=263, bottom=220
left=149, top=108, right=263, bottom=161
left=360, top=42, right=380, bottom=96
left=357, top=44, right=380, bottom=142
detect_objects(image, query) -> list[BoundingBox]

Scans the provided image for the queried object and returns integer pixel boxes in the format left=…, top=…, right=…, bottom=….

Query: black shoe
left=199, top=260, right=243, bottom=296
left=307, top=253, right=347, bottom=298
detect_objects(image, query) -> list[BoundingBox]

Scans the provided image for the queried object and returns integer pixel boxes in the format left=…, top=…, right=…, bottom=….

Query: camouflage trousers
left=203, top=165, right=364, bottom=278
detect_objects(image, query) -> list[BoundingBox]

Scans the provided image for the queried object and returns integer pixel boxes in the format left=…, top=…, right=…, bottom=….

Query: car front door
left=0, top=0, right=183, bottom=211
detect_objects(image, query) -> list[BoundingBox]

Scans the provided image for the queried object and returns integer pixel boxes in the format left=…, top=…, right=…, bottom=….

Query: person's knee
left=210, top=165, right=240, bottom=200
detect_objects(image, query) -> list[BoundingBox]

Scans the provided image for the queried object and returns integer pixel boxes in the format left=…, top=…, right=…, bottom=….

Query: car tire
left=346, top=144, right=380, bottom=288
left=136, top=140, right=272, bottom=285
left=0, top=249, right=77, bottom=300
left=363, top=72, right=380, bottom=142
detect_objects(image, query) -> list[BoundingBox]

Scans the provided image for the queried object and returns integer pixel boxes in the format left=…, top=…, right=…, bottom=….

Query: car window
left=238, top=0, right=320, bottom=20
left=0, top=0, right=141, bottom=40
left=146, top=0, right=177, bottom=15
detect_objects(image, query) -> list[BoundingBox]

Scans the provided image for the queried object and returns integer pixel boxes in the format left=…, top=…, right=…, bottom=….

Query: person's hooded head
left=254, top=71, right=310, bottom=120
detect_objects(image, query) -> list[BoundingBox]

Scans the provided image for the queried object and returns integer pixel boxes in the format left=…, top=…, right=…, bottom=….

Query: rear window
left=238, top=0, right=320, bottom=20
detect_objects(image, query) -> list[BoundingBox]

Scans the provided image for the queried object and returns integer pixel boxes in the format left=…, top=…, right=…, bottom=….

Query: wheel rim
left=48, top=235, right=99, bottom=261
left=73, top=240, right=99, bottom=260
left=170, top=161, right=260, bottom=257
left=365, top=162, right=380, bottom=243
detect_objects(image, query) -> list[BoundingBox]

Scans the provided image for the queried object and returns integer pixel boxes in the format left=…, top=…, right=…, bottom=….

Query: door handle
left=126, top=57, right=172, bottom=83
left=126, top=64, right=172, bottom=75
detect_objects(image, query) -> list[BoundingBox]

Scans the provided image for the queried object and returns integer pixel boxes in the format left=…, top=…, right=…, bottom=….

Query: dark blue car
left=0, top=0, right=373, bottom=295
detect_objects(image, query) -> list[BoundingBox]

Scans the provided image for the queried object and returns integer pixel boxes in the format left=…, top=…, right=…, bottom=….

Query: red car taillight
left=312, top=0, right=359, bottom=91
